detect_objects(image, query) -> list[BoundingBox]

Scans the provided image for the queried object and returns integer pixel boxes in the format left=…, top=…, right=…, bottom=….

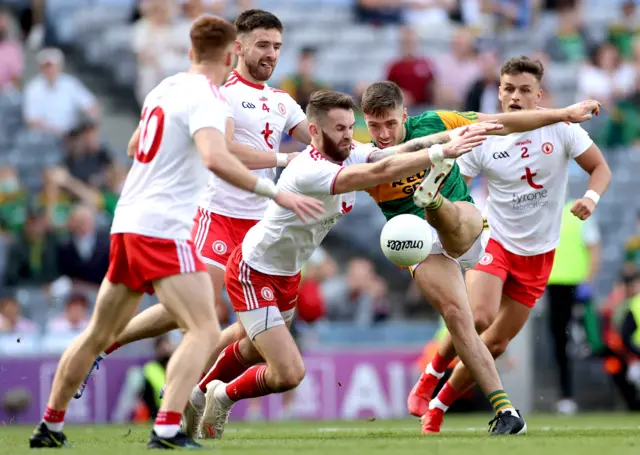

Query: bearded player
left=28, top=15, right=323, bottom=450
left=415, top=56, right=610, bottom=433
left=195, top=90, right=514, bottom=439
left=74, top=9, right=312, bottom=412
left=360, top=81, right=600, bottom=432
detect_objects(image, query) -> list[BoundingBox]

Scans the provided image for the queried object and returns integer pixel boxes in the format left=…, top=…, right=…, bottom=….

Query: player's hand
left=562, top=100, right=601, bottom=123
left=274, top=192, right=325, bottom=223
left=570, top=197, right=596, bottom=220
left=450, top=120, right=504, bottom=140
left=442, top=126, right=488, bottom=159
left=286, top=152, right=300, bottom=165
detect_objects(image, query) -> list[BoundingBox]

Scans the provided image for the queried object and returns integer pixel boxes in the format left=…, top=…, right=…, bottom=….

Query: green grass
left=3, top=414, right=640, bottom=454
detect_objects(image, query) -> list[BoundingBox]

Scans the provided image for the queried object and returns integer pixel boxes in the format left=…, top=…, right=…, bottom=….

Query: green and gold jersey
left=366, top=110, right=476, bottom=220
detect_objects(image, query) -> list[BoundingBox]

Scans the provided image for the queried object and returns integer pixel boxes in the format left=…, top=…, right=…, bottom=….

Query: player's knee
left=486, top=337, right=509, bottom=359
left=440, top=303, right=473, bottom=336
left=271, top=363, right=305, bottom=392
left=86, top=325, right=114, bottom=353
left=473, top=311, right=494, bottom=334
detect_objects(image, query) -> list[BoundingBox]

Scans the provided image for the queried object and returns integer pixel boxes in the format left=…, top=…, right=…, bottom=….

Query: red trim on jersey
left=288, top=122, right=301, bottom=137
left=309, top=146, right=346, bottom=165
left=232, top=70, right=265, bottom=90
left=272, top=89, right=286, bottom=93
left=330, top=167, right=346, bottom=195
left=224, top=76, right=239, bottom=88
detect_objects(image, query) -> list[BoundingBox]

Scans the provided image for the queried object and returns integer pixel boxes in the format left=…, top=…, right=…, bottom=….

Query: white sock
left=500, top=407, right=519, bottom=417
left=428, top=398, right=448, bottom=412
left=153, top=424, right=180, bottom=438
left=425, top=363, right=445, bottom=379
left=191, top=387, right=205, bottom=409
left=214, top=383, right=234, bottom=407
left=43, top=420, right=64, bottom=432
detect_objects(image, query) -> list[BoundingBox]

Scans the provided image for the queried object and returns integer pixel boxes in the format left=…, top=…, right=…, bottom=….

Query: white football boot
left=199, top=380, right=233, bottom=440
left=413, top=158, right=455, bottom=208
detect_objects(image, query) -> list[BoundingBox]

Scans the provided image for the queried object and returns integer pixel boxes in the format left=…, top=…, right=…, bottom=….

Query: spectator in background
left=280, top=47, right=325, bottom=112
left=0, top=7, right=24, bottom=91
left=544, top=4, right=591, bottom=63
left=464, top=49, right=500, bottom=113
left=23, top=48, right=98, bottom=135
left=546, top=200, right=602, bottom=415
left=140, top=336, right=175, bottom=419
left=576, top=42, right=635, bottom=107
left=297, top=247, right=337, bottom=324
left=0, top=295, right=37, bottom=334
left=403, top=0, right=456, bottom=29
left=433, top=27, right=480, bottom=109
left=37, top=167, right=74, bottom=231
left=608, top=0, right=640, bottom=60
left=322, top=257, right=390, bottom=325
left=45, top=292, right=90, bottom=333
left=354, top=0, right=405, bottom=26
left=57, top=205, right=110, bottom=290
left=63, top=119, right=113, bottom=187
left=132, top=0, right=187, bottom=105
left=3, top=207, right=59, bottom=288
left=488, top=0, right=538, bottom=30
left=623, top=211, right=640, bottom=276
left=0, top=166, right=28, bottom=235
left=385, top=26, right=436, bottom=108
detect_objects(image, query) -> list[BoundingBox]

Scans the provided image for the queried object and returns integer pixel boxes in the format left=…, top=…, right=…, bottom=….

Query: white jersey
left=242, top=144, right=375, bottom=276
left=199, top=70, right=306, bottom=220
left=457, top=122, right=593, bottom=256
left=111, top=73, right=228, bottom=240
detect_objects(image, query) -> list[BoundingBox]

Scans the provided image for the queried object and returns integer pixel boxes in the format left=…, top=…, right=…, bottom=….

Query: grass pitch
left=2, top=413, right=640, bottom=454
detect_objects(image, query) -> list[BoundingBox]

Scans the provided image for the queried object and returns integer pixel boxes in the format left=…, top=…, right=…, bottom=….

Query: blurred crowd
left=0, top=0, right=639, bottom=374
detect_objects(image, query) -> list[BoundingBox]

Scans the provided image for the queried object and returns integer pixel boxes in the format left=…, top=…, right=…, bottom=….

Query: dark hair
left=361, top=81, right=404, bottom=117
left=306, top=90, right=357, bottom=122
left=235, top=9, right=283, bottom=35
left=500, top=56, right=545, bottom=82
left=190, top=15, right=237, bottom=63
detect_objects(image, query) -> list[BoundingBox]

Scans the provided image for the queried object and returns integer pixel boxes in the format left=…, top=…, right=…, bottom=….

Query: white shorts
left=409, top=222, right=491, bottom=275
left=236, top=306, right=296, bottom=341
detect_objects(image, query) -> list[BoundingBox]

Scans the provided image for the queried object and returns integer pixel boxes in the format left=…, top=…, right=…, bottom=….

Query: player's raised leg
left=30, top=280, right=143, bottom=448
left=147, top=270, right=219, bottom=448
left=412, top=256, right=526, bottom=435
left=422, top=273, right=528, bottom=434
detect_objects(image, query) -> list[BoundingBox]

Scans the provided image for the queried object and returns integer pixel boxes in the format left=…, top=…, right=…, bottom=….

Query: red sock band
left=104, top=342, right=121, bottom=355
left=431, top=352, right=452, bottom=374
left=155, top=411, right=182, bottom=426
left=225, top=365, right=270, bottom=402
left=199, top=342, right=252, bottom=393
left=437, top=382, right=462, bottom=407
left=43, top=407, right=65, bottom=423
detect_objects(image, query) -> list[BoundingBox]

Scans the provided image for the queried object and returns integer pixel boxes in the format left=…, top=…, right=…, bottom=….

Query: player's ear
left=234, top=39, right=243, bottom=57
left=402, top=108, right=408, bottom=124
left=309, top=122, right=319, bottom=138
left=536, top=88, right=543, bottom=104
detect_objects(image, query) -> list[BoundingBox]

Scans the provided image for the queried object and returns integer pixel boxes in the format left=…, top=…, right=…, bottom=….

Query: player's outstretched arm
left=570, top=143, right=611, bottom=220
left=225, top=119, right=296, bottom=170
left=194, top=128, right=324, bottom=222
left=478, top=100, right=601, bottom=136
left=367, top=122, right=503, bottom=163
left=333, top=127, right=487, bottom=194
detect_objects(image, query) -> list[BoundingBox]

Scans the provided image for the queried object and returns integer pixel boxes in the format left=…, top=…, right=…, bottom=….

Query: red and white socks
left=430, top=382, right=462, bottom=412
left=43, top=407, right=65, bottom=432
left=154, top=411, right=182, bottom=438
left=223, top=365, right=270, bottom=403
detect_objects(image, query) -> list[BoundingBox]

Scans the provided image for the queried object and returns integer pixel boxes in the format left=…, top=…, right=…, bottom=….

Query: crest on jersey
left=261, top=287, right=274, bottom=301
left=479, top=252, right=493, bottom=265
left=542, top=142, right=554, bottom=155
left=278, top=103, right=286, bottom=115
left=212, top=240, right=227, bottom=255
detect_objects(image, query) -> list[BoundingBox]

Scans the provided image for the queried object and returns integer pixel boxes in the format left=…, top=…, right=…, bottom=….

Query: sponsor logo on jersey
left=521, top=167, right=543, bottom=190
left=512, top=189, right=548, bottom=211
left=542, top=142, right=554, bottom=155
left=261, top=287, right=274, bottom=301
left=515, top=139, right=531, bottom=147
left=492, top=151, right=510, bottom=159
left=242, top=101, right=256, bottom=109
left=212, top=240, right=227, bottom=255
left=259, top=96, right=268, bottom=102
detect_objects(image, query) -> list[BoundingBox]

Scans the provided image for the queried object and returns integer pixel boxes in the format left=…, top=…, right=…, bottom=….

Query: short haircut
left=235, top=9, right=283, bottom=35
left=361, top=82, right=404, bottom=117
left=306, top=90, right=357, bottom=122
left=190, top=15, right=237, bottom=63
left=500, top=56, right=545, bottom=82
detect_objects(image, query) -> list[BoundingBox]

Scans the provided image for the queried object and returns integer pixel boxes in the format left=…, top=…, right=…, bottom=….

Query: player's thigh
left=412, top=254, right=472, bottom=322
left=440, top=201, right=484, bottom=256
left=154, top=271, right=217, bottom=332
left=466, top=270, right=504, bottom=332
left=90, top=278, right=144, bottom=342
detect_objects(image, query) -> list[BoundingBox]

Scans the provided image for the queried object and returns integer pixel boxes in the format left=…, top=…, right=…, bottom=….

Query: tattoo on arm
left=368, top=131, right=450, bottom=163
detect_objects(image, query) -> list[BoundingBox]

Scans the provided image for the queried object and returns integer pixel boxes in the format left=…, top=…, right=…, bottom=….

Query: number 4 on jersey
left=137, top=106, right=165, bottom=163
left=262, top=103, right=270, bottom=113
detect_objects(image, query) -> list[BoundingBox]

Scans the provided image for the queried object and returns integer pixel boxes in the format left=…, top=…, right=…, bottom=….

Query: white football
left=380, top=214, right=433, bottom=267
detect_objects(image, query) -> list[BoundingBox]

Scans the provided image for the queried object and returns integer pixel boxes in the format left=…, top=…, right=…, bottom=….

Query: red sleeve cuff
left=330, top=167, right=345, bottom=195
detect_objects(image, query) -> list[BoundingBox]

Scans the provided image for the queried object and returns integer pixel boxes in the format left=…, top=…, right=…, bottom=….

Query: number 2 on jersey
left=136, top=106, right=165, bottom=163
left=521, top=147, right=529, bottom=158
